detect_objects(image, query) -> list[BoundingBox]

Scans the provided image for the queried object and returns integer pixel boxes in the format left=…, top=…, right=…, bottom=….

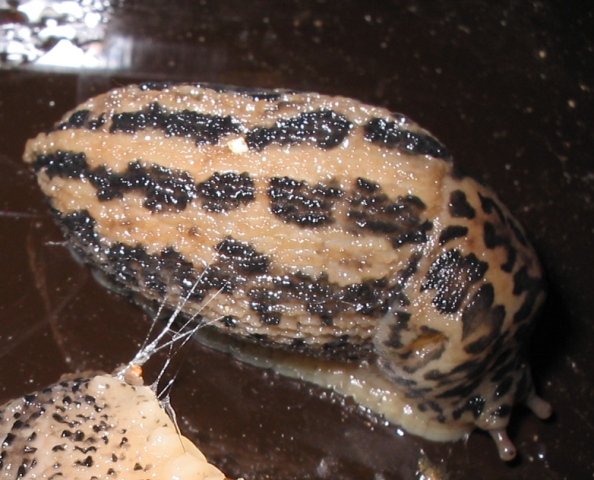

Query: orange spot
left=129, top=364, right=143, bottom=379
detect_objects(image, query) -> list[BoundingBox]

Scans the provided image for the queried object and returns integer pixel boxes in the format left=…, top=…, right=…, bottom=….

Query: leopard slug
left=0, top=307, right=227, bottom=479
left=23, top=82, right=551, bottom=460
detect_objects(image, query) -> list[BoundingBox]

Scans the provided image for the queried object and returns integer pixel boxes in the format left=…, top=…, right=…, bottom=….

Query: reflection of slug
left=23, top=83, right=551, bottom=460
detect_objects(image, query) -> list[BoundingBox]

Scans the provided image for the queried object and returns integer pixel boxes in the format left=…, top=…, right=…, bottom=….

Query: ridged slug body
left=23, top=82, right=551, bottom=460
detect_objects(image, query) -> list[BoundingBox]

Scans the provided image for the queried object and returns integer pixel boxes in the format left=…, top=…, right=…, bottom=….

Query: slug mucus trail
left=22, top=82, right=552, bottom=461
left=0, top=285, right=230, bottom=480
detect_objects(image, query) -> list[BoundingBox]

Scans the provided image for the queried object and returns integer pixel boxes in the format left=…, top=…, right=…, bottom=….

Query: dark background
left=0, top=1, right=592, bottom=478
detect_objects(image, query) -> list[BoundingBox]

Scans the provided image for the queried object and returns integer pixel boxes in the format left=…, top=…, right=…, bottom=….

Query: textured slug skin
left=0, top=371, right=225, bottom=479
left=23, top=82, right=549, bottom=453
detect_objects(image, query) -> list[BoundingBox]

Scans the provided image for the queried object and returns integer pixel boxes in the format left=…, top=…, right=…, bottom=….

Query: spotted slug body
left=23, top=83, right=550, bottom=459
left=0, top=370, right=226, bottom=479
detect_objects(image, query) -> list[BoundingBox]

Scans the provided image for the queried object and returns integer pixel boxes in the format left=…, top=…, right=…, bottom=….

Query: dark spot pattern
left=452, top=395, right=486, bottom=420
left=197, top=172, right=255, bottom=212
left=494, top=376, right=513, bottom=399
left=483, top=221, right=506, bottom=249
left=422, top=249, right=488, bottom=314
left=490, top=404, right=512, bottom=418
left=436, top=375, right=484, bottom=400
left=348, top=178, right=432, bottom=248
left=104, top=243, right=196, bottom=297
left=246, top=110, right=352, bottom=150
left=53, top=110, right=106, bottom=131
left=59, top=210, right=100, bottom=248
left=245, top=272, right=405, bottom=338
left=478, top=192, right=505, bottom=222
left=512, top=266, right=544, bottom=323
left=34, top=152, right=199, bottom=213
left=364, top=118, right=450, bottom=159
left=448, top=190, right=476, bottom=219
left=89, top=162, right=197, bottom=212
left=36, top=152, right=258, bottom=214
left=438, top=225, right=468, bottom=245
left=215, top=237, right=270, bottom=275
left=482, top=219, right=519, bottom=274
left=399, top=252, right=421, bottom=284
left=110, top=102, right=241, bottom=145
left=321, top=335, right=373, bottom=360
left=501, top=245, right=517, bottom=273
left=219, top=315, right=239, bottom=328
left=248, top=287, right=283, bottom=326
left=508, top=217, right=528, bottom=246
left=54, top=215, right=409, bottom=355
left=398, top=327, right=448, bottom=374
left=33, top=151, right=88, bottom=178
left=461, top=284, right=505, bottom=354
left=182, top=237, right=272, bottom=300
left=0, top=372, right=195, bottom=478
left=268, top=176, right=343, bottom=226
left=383, top=311, right=412, bottom=349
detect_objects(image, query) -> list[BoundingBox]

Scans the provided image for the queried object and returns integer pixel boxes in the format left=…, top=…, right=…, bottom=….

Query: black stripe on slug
left=93, top=243, right=197, bottom=298
left=508, top=216, right=528, bottom=246
left=483, top=221, right=507, bottom=249
left=246, top=109, right=352, bottom=150
left=33, top=151, right=88, bottom=178
left=54, top=109, right=87, bottom=128
left=494, top=376, right=514, bottom=399
left=268, top=176, right=343, bottom=227
left=363, top=118, right=451, bottom=159
left=383, top=311, right=412, bottom=349
left=422, top=249, right=489, bottom=314
left=461, top=284, right=506, bottom=354
left=321, top=335, right=374, bottom=361
left=219, top=315, right=240, bottom=328
left=197, top=172, right=256, bottom=212
left=58, top=209, right=101, bottom=248
left=448, top=190, right=476, bottom=219
left=37, top=151, right=252, bottom=214
left=110, top=102, right=241, bottom=144
left=398, top=326, right=448, bottom=374
left=248, top=287, right=283, bottom=326
left=348, top=180, right=432, bottom=248
left=478, top=192, right=505, bottom=222
left=246, top=269, right=405, bottom=331
left=429, top=338, right=507, bottom=386
left=452, top=395, right=486, bottom=420
left=490, top=404, right=512, bottom=418
left=501, top=245, right=517, bottom=273
left=438, top=225, right=468, bottom=245
left=436, top=376, right=483, bottom=400
left=512, top=266, right=544, bottom=323
left=52, top=110, right=107, bottom=131
left=215, top=237, right=270, bottom=274
left=89, top=162, right=198, bottom=213
left=191, top=239, right=272, bottom=298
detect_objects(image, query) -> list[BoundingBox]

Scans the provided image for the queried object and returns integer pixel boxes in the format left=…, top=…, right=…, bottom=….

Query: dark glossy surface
left=1, top=1, right=593, bottom=478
